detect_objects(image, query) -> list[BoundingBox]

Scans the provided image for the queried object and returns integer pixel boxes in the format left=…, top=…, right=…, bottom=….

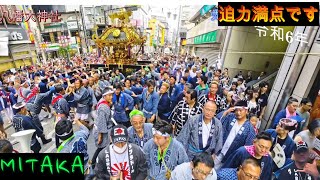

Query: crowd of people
left=0, top=53, right=319, bottom=180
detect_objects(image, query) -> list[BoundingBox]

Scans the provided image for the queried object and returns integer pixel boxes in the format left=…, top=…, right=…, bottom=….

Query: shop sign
left=0, top=28, right=29, bottom=41
left=200, top=5, right=215, bottom=16
left=67, top=22, right=78, bottom=30
left=194, top=31, right=217, bottom=44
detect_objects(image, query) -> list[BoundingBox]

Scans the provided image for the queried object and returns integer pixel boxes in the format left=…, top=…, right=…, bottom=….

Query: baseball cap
left=110, top=125, right=128, bottom=144
left=294, top=141, right=308, bottom=153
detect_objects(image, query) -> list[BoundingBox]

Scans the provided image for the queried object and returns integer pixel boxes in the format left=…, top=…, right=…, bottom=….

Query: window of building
left=42, top=33, right=51, bottom=42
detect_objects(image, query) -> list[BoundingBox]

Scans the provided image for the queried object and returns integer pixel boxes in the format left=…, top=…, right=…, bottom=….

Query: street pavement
left=3, top=110, right=96, bottom=160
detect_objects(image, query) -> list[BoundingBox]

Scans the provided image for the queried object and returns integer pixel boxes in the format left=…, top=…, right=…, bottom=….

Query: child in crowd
left=250, top=116, right=259, bottom=134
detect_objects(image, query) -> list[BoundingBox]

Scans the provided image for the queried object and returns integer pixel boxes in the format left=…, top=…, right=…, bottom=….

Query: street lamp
left=58, top=35, right=72, bottom=63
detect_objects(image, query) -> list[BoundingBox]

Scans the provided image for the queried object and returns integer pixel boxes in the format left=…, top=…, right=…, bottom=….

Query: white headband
left=152, top=128, right=170, bottom=137
left=103, top=89, right=114, bottom=96
left=56, top=127, right=73, bottom=137
left=234, top=106, right=249, bottom=110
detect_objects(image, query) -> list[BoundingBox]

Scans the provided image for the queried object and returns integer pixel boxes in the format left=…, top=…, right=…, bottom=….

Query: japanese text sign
left=0, top=6, right=61, bottom=24
left=218, top=2, right=319, bottom=26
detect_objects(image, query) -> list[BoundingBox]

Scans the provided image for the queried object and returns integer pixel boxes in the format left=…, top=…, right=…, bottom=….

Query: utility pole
left=104, top=9, right=107, bottom=28
left=80, top=5, right=88, bottom=54
left=93, top=6, right=97, bottom=35
left=20, top=5, right=35, bottom=65
left=175, top=5, right=182, bottom=54
left=75, top=9, right=83, bottom=55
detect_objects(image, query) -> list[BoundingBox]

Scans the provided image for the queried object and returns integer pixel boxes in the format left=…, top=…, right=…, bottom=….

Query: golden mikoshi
left=92, top=9, right=147, bottom=66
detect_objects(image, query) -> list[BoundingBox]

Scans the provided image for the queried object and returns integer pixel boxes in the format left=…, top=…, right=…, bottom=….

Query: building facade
left=0, top=5, right=37, bottom=72
left=186, top=5, right=226, bottom=67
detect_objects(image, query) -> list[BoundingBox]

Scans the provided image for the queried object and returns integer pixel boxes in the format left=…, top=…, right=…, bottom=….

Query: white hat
left=12, top=102, right=26, bottom=110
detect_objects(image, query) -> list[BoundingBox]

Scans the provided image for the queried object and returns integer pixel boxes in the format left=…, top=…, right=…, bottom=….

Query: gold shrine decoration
left=113, top=29, right=121, bottom=37
left=92, top=9, right=146, bottom=66
left=109, top=10, right=132, bottom=25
